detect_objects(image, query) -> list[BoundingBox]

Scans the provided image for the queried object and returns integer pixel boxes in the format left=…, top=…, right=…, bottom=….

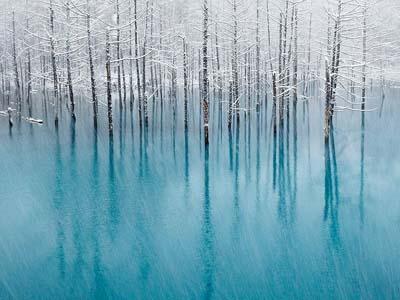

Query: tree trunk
left=49, top=2, right=59, bottom=126
left=86, top=0, right=98, bottom=128
left=134, top=0, right=142, bottom=127
left=202, top=0, right=210, bottom=145
left=116, top=0, right=123, bottom=110
left=129, top=0, right=134, bottom=110
left=106, top=28, right=113, bottom=134
left=26, top=18, right=32, bottom=118
left=361, top=2, right=367, bottom=111
left=66, top=1, right=75, bottom=121
left=183, top=38, right=189, bottom=130
left=142, top=0, right=150, bottom=128
left=12, top=12, right=21, bottom=113
left=255, top=0, right=261, bottom=112
left=232, top=0, right=239, bottom=125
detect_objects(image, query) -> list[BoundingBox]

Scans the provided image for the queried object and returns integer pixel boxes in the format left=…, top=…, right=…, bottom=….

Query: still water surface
left=0, top=90, right=400, bottom=299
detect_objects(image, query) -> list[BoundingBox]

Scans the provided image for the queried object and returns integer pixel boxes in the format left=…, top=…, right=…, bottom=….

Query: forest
left=1, top=0, right=400, bottom=299
left=1, top=0, right=397, bottom=140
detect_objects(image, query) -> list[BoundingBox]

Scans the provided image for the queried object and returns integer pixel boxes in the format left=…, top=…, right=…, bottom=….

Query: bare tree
left=86, top=0, right=98, bottom=128
left=202, top=0, right=209, bottom=145
left=106, top=27, right=113, bottom=134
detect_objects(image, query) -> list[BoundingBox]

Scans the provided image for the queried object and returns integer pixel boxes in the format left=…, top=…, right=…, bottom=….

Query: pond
left=0, top=89, right=399, bottom=299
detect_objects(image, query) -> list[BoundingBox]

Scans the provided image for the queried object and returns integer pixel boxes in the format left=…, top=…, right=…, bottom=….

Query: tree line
left=0, top=0, right=398, bottom=145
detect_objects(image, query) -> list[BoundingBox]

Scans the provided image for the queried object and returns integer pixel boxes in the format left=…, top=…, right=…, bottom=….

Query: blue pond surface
left=0, top=90, right=400, bottom=299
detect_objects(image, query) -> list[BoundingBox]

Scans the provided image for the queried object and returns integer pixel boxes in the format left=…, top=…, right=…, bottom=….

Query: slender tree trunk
left=266, top=0, right=274, bottom=118
left=142, top=0, right=150, bottom=128
left=246, top=50, right=251, bottom=118
left=149, top=1, right=155, bottom=98
left=215, top=23, right=222, bottom=107
left=183, top=38, right=189, bottom=130
left=49, top=2, right=59, bottom=126
left=325, top=59, right=331, bottom=141
left=134, top=0, right=142, bottom=126
left=325, top=0, right=342, bottom=140
left=278, top=13, right=283, bottom=125
left=361, top=2, right=367, bottom=112
left=12, top=12, right=21, bottom=113
left=232, top=0, right=239, bottom=125
left=202, top=0, right=210, bottom=145
left=106, top=28, right=113, bottom=134
left=255, top=0, right=261, bottom=112
left=293, top=7, right=298, bottom=105
left=158, top=13, right=164, bottom=105
left=20, top=58, right=25, bottom=103
left=305, top=13, right=312, bottom=96
left=129, top=0, right=134, bottom=110
left=116, top=0, right=123, bottom=110
left=272, top=72, right=277, bottom=134
left=26, top=18, right=32, bottom=117
left=121, top=49, right=127, bottom=104
left=280, top=0, right=289, bottom=125
left=86, top=0, right=98, bottom=128
left=66, top=1, right=75, bottom=121
left=0, top=62, right=5, bottom=108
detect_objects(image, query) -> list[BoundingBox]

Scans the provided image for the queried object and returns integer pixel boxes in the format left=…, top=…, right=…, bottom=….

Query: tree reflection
left=54, top=126, right=65, bottom=279
left=201, top=145, right=215, bottom=300
left=359, top=110, right=365, bottom=224
left=324, top=129, right=340, bottom=248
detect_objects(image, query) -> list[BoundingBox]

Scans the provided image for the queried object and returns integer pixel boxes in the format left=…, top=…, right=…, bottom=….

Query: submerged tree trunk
left=293, top=7, right=298, bottom=106
left=266, top=0, right=274, bottom=119
left=116, top=0, right=123, bottom=110
left=86, top=0, right=98, bottom=128
left=49, top=2, right=59, bottom=126
left=142, top=0, right=150, bottom=128
left=128, top=0, right=134, bottom=110
left=202, top=0, right=210, bottom=145
left=325, top=0, right=343, bottom=140
left=361, top=2, right=367, bottom=112
left=12, top=11, right=22, bottom=113
left=134, top=0, right=142, bottom=127
left=182, top=37, right=189, bottom=130
left=66, top=1, right=75, bottom=121
left=106, top=28, right=113, bottom=134
left=12, top=12, right=21, bottom=113
left=255, top=0, right=261, bottom=112
left=0, top=62, right=5, bottom=107
left=26, top=17, right=32, bottom=118
left=215, top=23, right=222, bottom=111
left=232, top=0, right=239, bottom=125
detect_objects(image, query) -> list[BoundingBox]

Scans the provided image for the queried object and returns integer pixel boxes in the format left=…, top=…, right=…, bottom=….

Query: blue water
left=1, top=89, right=400, bottom=299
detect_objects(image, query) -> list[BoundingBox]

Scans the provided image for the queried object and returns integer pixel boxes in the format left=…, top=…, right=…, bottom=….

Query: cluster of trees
left=0, top=0, right=398, bottom=144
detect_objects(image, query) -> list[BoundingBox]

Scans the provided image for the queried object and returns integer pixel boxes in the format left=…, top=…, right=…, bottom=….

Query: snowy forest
left=1, top=0, right=398, bottom=141
left=1, top=0, right=400, bottom=299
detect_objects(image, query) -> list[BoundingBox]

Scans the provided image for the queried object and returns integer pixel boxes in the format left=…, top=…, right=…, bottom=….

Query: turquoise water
left=1, top=90, right=400, bottom=299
